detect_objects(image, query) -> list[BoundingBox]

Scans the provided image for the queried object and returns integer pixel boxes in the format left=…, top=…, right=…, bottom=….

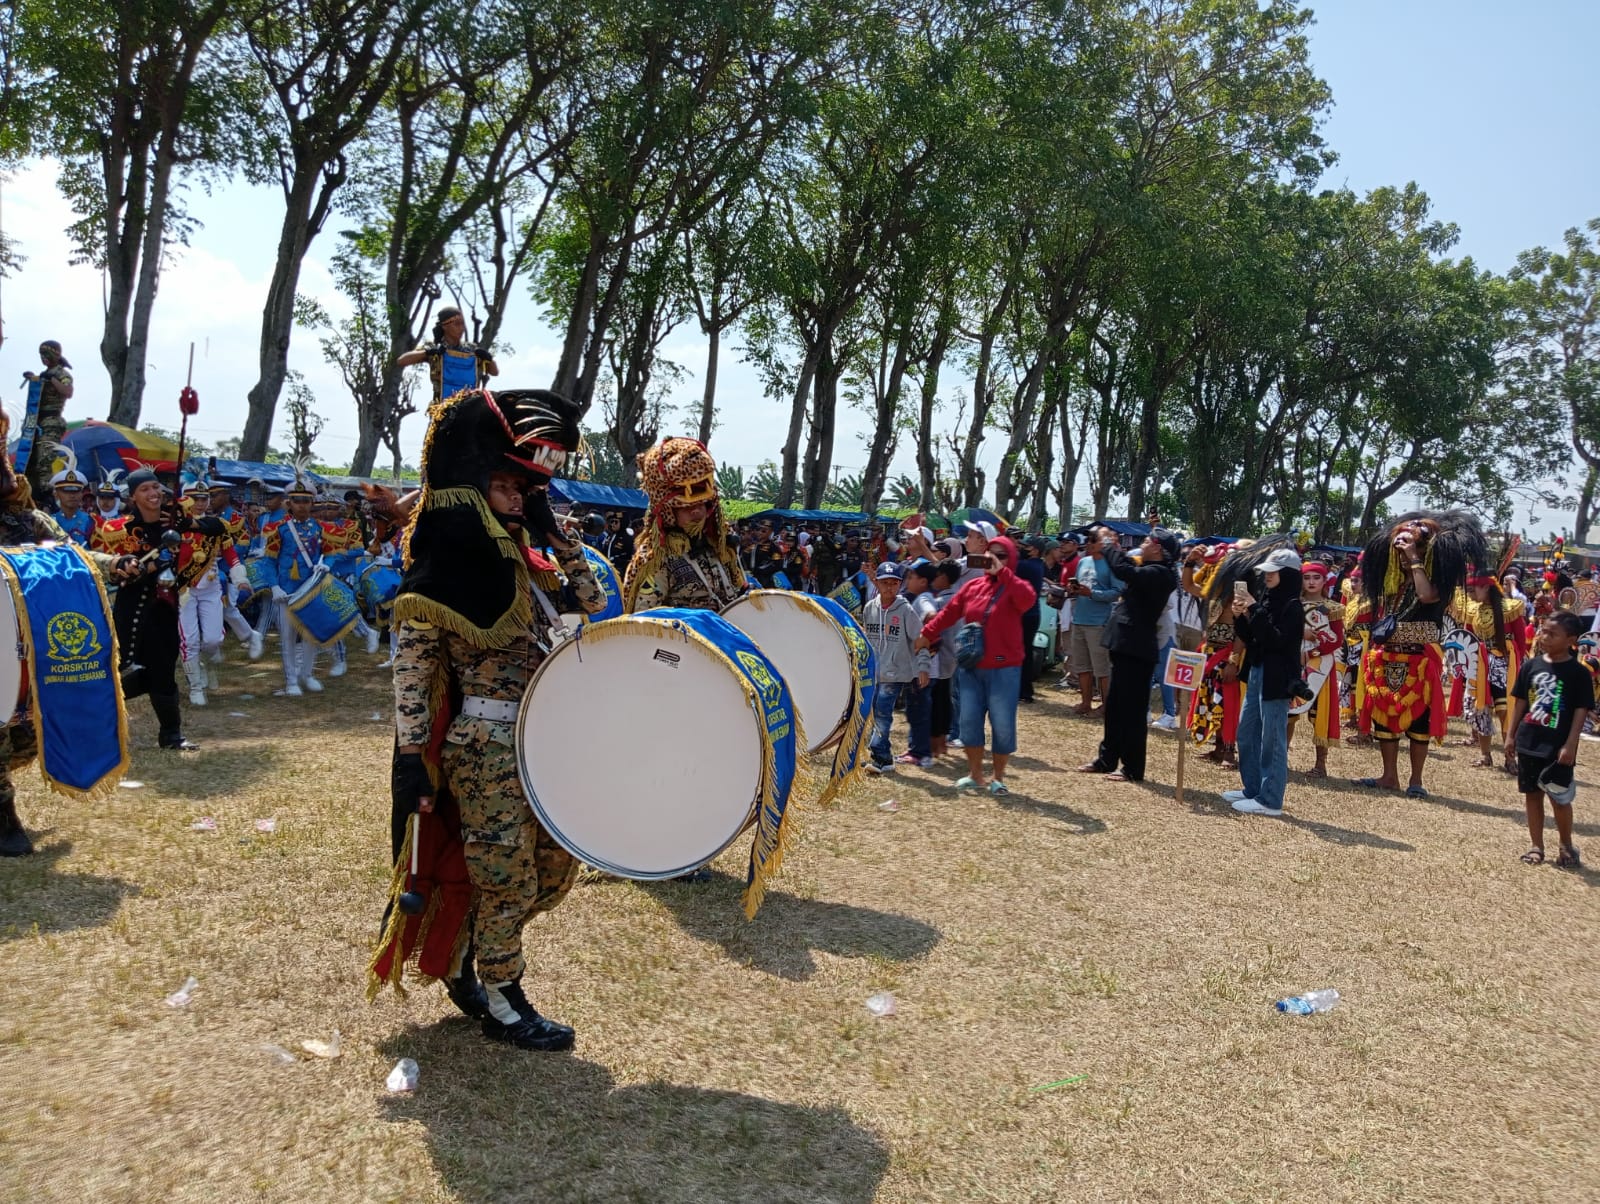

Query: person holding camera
left=1076, top=526, right=1178, bottom=783
left=396, top=305, right=498, bottom=403
left=1220, top=548, right=1306, bottom=815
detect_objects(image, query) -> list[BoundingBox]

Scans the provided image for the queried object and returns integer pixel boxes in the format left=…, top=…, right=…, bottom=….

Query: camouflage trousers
left=0, top=722, right=39, bottom=825
left=442, top=729, right=576, bottom=984
left=24, top=418, right=66, bottom=501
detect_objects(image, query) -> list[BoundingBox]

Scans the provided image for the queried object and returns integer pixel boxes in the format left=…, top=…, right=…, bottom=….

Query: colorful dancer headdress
left=622, top=437, right=743, bottom=612
left=1361, top=510, right=1486, bottom=607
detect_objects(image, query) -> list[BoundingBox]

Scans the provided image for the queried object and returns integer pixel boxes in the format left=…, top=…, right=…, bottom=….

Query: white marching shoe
left=365, top=627, right=381, bottom=655
left=189, top=687, right=208, bottom=707
left=301, top=676, right=323, bottom=693
left=329, top=660, right=347, bottom=678
left=248, top=631, right=264, bottom=660
left=275, top=683, right=303, bottom=698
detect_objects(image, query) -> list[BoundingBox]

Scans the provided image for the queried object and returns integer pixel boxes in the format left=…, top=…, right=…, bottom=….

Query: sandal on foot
left=1352, top=777, right=1385, bottom=789
left=1405, top=784, right=1429, bottom=798
left=1305, top=767, right=1328, bottom=779
left=1105, top=771, right=1128, bottom=782
left=1521, top=847, right=1545, bottom=865
left=1557, top=844, right=1582, bottom=868
left=955, top=776, right=983, bottom=792
left=987, top=780, right=1009, bottom=796
left=1076, top=762, right=1108, bottom=774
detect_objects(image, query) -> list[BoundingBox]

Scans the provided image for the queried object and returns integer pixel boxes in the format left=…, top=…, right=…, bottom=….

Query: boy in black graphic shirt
left=1507, top=611, right=1593, bottom=867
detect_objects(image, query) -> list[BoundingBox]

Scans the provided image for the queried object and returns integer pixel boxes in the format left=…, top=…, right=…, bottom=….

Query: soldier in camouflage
left=383, top=386, right=603, bottom=1053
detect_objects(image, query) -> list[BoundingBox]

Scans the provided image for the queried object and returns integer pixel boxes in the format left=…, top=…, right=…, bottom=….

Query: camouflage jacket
left=393, top=543, right=605, bottom=748
left=630, top=543, right=746, bottom=613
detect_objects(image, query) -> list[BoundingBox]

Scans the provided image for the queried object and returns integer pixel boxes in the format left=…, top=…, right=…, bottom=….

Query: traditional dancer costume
left=370, top=387, right=606, bottom=1052
left=19, top=340, right=73, bottom=501
left=622, top=438, right=748, bottom=614
left=1186, top=543, right=1245, bottom=763
left=1292, top=560, right=1344, bottom=762
left=1358, top=512, right=1486, bottom=753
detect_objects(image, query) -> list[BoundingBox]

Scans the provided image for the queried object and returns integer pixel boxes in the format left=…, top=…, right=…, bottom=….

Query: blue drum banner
left=0, top=543, right=128, bottom=797
left=811, top=593, right=877, bottom=806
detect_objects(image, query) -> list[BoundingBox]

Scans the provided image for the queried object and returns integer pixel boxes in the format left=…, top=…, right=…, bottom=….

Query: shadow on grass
left=377, top=1031, right=890, bottom=1204
left=1182, top=793, right=1415, bottom=852
left=994, top=793, right=1107, bottom=835
left=1372, top=788, right=1600, bottom=841
left=642, top=871, right=940, bottom=981
left=0, top=840, right=138, bottom=941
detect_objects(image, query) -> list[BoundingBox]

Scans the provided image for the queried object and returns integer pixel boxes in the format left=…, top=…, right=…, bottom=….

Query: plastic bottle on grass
left=1275, top=988, right=1339, bottom=1015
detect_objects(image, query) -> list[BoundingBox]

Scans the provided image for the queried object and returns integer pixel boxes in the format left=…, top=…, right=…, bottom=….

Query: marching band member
left=93, top=468, right=233, bottom=751
left=93, top=471, right=125, bottom=526
left=175, top=480, right=251, bottom=707
left=622, top=437, right=748, bottom=613
left=261, top=468, right=337, bottom=697
left=207, top=481, right=263, bottom=659
left=48, top=450, right=95, bottom=545
left=19, top=339, right=74, bottom=500
left=374, top=386, right=604, bottom=1051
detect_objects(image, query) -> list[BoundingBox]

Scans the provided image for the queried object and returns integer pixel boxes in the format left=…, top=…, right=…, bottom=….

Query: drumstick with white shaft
left=397, top=794, right=432, bottom=916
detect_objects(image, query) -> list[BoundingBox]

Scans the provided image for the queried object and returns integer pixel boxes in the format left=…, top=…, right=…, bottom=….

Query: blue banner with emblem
left=811, top=593, right=877, bottom=805
left=0, top=543, right=128, bottom=797
left=653, top=609, right=800, bottom=919
left=579, top=545, right=624, bottom=620
left=13, top=378, right=42, bottom=474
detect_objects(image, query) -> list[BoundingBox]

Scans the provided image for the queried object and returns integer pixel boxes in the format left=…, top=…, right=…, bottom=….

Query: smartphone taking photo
left=966, top=554, right=993, bottom=571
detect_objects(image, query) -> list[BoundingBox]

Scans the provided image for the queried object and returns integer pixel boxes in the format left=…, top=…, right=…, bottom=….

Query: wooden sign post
left=1163, top=649, right=1208, bottom=803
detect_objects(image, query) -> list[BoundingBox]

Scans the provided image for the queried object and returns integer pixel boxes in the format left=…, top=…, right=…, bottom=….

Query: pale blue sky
left=1, top=1, right=1594, bottom=525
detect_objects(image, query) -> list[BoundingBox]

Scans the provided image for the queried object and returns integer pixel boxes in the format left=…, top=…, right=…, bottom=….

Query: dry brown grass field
left=1, top=648, right=1598, bottom=1204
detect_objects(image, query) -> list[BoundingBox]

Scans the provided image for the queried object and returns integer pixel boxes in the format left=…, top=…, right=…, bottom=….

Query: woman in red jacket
left=917, top=535, right=1036, bottom=795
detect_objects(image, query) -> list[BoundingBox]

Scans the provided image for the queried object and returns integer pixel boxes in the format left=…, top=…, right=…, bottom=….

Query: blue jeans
left=1238, top=663, right=1289, bottom=810
left=904, top=678, right=933, bottom=758
left=956, top=665, right=1021, bottom=755
left=1153, top=638, right=1178, bottom=717
left=869, top=681, right=905, bottom=766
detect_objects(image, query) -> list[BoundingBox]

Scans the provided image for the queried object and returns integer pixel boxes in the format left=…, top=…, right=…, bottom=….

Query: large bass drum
left=719, top=589, right=858, bottom=753
left=515, top=610, right=796, bottom=880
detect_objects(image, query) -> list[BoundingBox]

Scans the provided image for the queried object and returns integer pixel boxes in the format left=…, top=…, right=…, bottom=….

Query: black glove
left=393, top=752, right=433, bottom=818
left=474, top=346, right=494, bottom=361
left=523, top=488, right=564, bottom=547
left=425, top=342, right=446, bottom=356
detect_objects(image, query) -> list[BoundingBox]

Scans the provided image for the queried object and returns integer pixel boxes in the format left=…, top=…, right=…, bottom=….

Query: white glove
left=270, top=586, right=288, bottom=602
left=228, top=563, right=250, bottom=590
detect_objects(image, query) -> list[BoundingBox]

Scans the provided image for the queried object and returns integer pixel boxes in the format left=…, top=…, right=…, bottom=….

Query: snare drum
left=515, top=610, right=801, bottom=900
left=358, top=562, right=401, bottom=613
left=720, top=590, right=861, bottom=753
left=285, top=565, right=361, bottom=646
left=242, top=557, right=278, bottom=602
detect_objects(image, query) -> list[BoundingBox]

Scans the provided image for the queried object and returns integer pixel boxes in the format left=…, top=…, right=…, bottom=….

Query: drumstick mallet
left=398, top=793, right=433, bottom=916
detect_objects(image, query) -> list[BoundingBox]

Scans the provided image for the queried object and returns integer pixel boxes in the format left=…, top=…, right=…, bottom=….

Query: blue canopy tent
left=188, top=458, right=327, bottom=489
left=744, top=508, right=871, bottom=524
left=548, top=479, right=648, bottom=511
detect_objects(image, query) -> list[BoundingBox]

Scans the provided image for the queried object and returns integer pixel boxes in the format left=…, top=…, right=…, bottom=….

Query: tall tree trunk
left=1576, top=462, right=1598, bottom=543
left=802, top=343, right=841, bottom=509
left=242, top=168, right=331, bottom=460
left=860, top=326, right=913, bottom=516
left=777, top=340, right=821, bottom=509
left=697, top=312, right=721, bottom=445
left=915, top=291, right=955, bottom=510
left=110, top=138, right=179, bottom=427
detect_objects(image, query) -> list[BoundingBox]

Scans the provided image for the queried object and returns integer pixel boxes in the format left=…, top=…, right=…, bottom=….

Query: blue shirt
left=54, top=509, right=95, bottom=546
left=1070, top=555, right=1120, bottom=626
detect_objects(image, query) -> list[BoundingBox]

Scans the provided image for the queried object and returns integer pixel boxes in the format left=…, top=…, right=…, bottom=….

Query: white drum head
left=0, top=580, right=20, bottom=720
left=517, top=621, right=765, bottom=878
left=721, top=592, right=854, bottom=752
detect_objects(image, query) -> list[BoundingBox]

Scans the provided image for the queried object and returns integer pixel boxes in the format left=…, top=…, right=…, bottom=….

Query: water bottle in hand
left=1275, top=988, right=1339, bottom=1015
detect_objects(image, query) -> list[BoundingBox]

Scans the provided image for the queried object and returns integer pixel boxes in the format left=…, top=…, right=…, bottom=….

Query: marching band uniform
left=372, top=386, right=602, bottom=1052
left=93, top=473, right=125, bottom=527
left=207, top=484, right=262, bottom=658
left=175, top=481, right=251, bottom=707
left=622, top=438, right=748, bottom=614
left=48, top=451, right=95, bottom=546
left=92, top=467, right=228, bottom=751
left=262, top=473, right=337, bottom=697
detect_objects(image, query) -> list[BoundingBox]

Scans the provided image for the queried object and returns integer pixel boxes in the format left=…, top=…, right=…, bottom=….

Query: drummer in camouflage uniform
left=376, top=386, right=604, bottom=1053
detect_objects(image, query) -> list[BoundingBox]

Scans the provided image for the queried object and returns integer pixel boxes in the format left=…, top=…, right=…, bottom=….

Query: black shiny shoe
left=160, top=737, right=200, bottom=751
left=444, top=967, right=490, bottom=1021
left=481, top=981, right=574, bottom=1052
left=0, top=820, right=33, bottom=857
